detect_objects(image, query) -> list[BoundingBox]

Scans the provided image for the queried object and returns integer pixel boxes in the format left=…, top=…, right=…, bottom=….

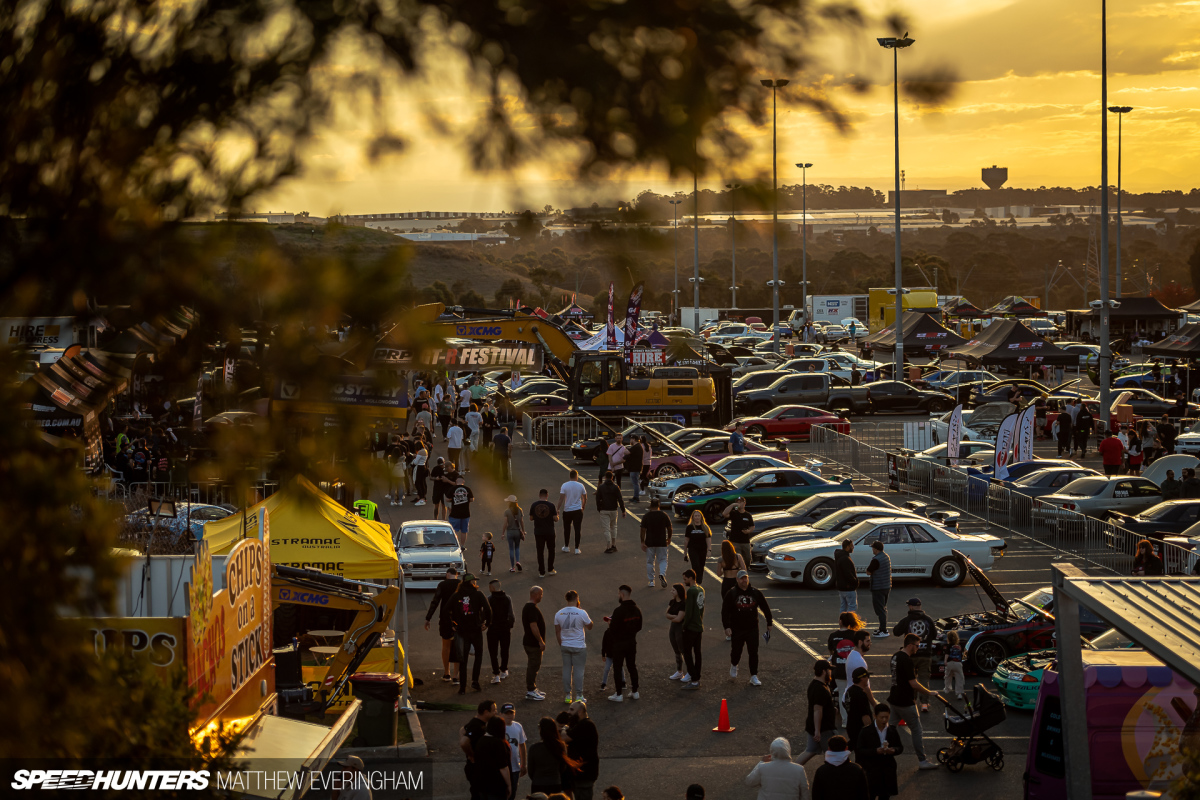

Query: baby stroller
left=937, top=684, right=1007, bottom=772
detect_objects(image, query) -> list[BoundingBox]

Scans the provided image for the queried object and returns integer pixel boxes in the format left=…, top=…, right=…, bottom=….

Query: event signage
left=1014, top=405, right=1037, bottom=463
left=993, top=413, right=1019, bottom=480
left=371, top=343, right=543, bottom=372
left=631, top=350, right=665, bottom=367
left=946, top=404, right=963, bottom=464
left=606, top=283, right=617, bottom=349
left=273, top=376, right=408, bottom=419
left=193, top=374, right=203, bottom=430
left=622, top=283, right=645, bottom=365
left=0, top=316, right=77, bottom=347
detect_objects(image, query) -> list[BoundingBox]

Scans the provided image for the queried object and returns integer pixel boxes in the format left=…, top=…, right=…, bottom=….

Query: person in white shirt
left=433, top=381, right=444, bottom=406
left=558, top=469, right=588, bottom=554
left=605, top=435, right=629, bottom=489
left=554, top=590, right=594, bottom=703
left=463, top=404, right=483, bottom=472
left=500, top=703, right=528, bottom=798
left=459, top=385, right=473, bottom=419
left=447, top=420, right=465, bottom=472
left=841, top=631, right=874, bottom=706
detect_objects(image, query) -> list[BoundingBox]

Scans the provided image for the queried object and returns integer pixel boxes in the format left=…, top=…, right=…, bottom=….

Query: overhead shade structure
left=948, top=318, right=1078, bottom=366
left=1179, top=298, right=1200, bottom=313
left=944, top=299, right=987, bottom=317
left=984, top=295, right=1047, bottom=317
left=1077, top=295, right=1180, bottom=322
left=203, top=476, right=398, bottom=579
left=555, top=300, right=593, bottom=320
left=863, top=311, right=967, bottom=353
left=1143, top=323, right=1200, bottom=357
left=645, top=327, right=671, bottom=348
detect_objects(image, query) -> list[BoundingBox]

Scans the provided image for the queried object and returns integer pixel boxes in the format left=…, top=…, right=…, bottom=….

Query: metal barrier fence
left=810, top=425, right=1199, bottom=575
left=850, top=421, right=939, bottom=452
left=107, top=481, right=280, bottom=506
left=531, top=414, right=675, bottom=449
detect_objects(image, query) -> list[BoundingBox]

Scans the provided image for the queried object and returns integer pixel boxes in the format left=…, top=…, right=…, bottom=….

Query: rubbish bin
left=348, top=673, right=404, bottom=747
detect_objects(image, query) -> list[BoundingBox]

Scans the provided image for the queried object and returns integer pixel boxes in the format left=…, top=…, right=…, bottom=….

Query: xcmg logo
left=456, top=325, right=502, bottom=336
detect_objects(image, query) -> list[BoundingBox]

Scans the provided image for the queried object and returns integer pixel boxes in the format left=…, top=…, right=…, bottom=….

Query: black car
left=569, top=420, right=683, bottom=463
left=970, top=378, right=1082, bottom=408
left=732, top=369, right=792, bottom=396
left=864, top=381, right=956, bottom=414
left=1107, top=500, right=1200, bottom=538
left=729, top=491, right=898, bottom=536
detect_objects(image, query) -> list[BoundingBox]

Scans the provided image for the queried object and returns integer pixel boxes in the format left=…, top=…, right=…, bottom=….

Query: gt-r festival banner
left=993, top=412, right=1019, bottom=480
left=372, top=343, right=544, bottom=373
left=946, top=404, right=963, bottom=464
left=622, top=283, right=645, bottom=364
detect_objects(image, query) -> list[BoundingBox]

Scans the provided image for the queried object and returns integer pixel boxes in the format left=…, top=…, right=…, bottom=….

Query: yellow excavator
left=411, top=303, right=720, bottom=421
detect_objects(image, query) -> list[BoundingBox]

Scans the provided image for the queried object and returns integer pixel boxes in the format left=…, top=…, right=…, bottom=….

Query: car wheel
left=747, top=425, right=767, bottom=437
left=969, top=638, right=1008, bottom=674
left=927, top=399, right=950, bottom=414
left=804, top=558, right=836, bottom=590
left=933, top=556, right=966, bottom=588
left=703, top=500, right=728, bottom=522
left=656, top=464, right=680, bottom=479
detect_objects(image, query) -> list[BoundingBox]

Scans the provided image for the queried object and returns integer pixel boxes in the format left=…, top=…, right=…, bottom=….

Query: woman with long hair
left=412, top=438, right=429, bottom=507
left=719, top=539, right=747, bottom=600
left=638, top=436, right=653, bottom=491
left=683, top=511, right=712, bottom=583
left=666, top=583, right=687, bottom=680
left=1133, top=539, right=1164, bottom=576
left=527, top=716, right=582, bottom=797
left=502, top=494, right=526, bottom=572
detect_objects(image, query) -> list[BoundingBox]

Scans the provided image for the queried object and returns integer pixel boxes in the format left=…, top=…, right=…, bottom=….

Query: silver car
left=647, top=454, right=793, bottom=504
left=1036, top=476, right=1162, bottom=519
left=395, top=520, right=466, bottom=588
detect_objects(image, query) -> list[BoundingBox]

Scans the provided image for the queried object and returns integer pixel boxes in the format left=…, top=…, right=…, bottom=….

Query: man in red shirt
left=1097, top=430, right=1125, bottom=476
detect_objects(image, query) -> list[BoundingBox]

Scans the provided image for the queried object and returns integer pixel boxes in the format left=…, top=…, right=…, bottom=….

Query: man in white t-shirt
left=841, top=630, right=874, bottom=706
left=558, top=469, right=588, bottom=554
left=447, top=420, right=465, bottom=472
left=554, top=590, right=594, bottom=703
left=500, top=702, right=527, bottom=799
left=433, top=381, right=444, bottom=405
left=459, top=385, right=472, bottom=418
left=605, top=435, right=629, bottom=489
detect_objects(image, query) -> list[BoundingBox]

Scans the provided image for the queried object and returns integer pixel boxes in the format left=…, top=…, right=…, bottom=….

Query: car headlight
left=991, top=545, right=1006, bottom=556
left=781, top=555, right=796, bottom=561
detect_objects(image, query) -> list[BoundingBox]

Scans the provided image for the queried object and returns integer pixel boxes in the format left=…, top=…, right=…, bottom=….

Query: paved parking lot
left=370, top=419, right=1103, bottom=799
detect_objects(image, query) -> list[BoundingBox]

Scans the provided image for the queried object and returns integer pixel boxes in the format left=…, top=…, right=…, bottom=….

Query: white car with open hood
left=764, top=516, right=1007, bottom=589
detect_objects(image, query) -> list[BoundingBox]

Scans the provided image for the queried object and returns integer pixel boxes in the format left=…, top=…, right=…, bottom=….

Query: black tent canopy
left=984, top=295, right=1046, bottom=317
left=1076, top=295, right=1179, bottom=321
left=1143, top=323, right=1200, bottom=357
left=863, top=311, right=967, bottom=352
left=948, top=318, right=1077, bottom=366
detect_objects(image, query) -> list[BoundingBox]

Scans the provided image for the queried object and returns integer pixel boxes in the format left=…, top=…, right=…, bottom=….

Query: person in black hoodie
left=424, top=567, right=461, bottom=683
left=450, top=573, right=492, bottom=694
left=856, top=703, right=904, bottom=799
left=721, top=570, right=773, bottom=686
left=606, top=585, right=643, bottom=702
left=486, top=579, right=515, bottom=685
left=834, top=538, right=860, bottom=613
left=811, top=735, right=869, bottom=800
left=891, top=597, right=937, bottom=711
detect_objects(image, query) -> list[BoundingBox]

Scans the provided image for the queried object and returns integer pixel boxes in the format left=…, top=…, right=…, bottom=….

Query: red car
left=649, top=436, right=790, bottom=479
left=726, top=405, right=850, bottom=442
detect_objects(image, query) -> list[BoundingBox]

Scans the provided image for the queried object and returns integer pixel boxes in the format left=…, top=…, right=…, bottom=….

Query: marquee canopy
left=863, top=311, right=967, bottom=352
left=948, top=318, right=1077, bottom=366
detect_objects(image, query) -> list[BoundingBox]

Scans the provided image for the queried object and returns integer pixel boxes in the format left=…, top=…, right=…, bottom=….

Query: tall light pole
left=795, top=163, right=813, bottom=325
left=762, top=78, right=790, bottom=353
left=1108, top=105, right=1132, bottom=299
left=726, top=182, right=741, bottom=307
left=879, top=34, right=914, bottom=379
left=670, top=198, right=683, bottom=324
left=693, top=170, right=701, bottom=330
left=1098, top=2, right=1113, bottom=434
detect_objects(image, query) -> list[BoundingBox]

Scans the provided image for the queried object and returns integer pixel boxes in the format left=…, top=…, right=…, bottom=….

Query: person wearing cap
left=721, top=570, right=772, bottom=687
left=425, top=567, right=461, bottom=684
left=844, top=667, right=875, bottom=749
left=886, top=633, right=939, bottom=770
left=499, top=703, right=528, bottom=800
left=810, top=735, right=869, bottom=800
left=799, top=659, right=836, bottom=766
left=330, top=755, right=371, bottom=800
left=743, top=736, right=809, bottom=800
left=890, top=598, right=936, bottom=711
left=451, top=573, right=493, bottom=694
left=855, top=703, right=905, bottom=799
left=866, top=541, right=891, bottom=638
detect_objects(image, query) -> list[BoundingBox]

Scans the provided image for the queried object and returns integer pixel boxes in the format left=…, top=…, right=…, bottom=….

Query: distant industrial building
left=214, top=211, right=299, bottom=224
left=886, top=189, right=949, bottom=208
left=333, top=210, right=518, bottom=222
left=395, top=231, right=510, bottom=244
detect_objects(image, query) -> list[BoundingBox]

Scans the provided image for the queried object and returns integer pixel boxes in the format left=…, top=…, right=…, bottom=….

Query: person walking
left=473, top=715, right=514, bottom=800
left=890, top=598, right=936, bottom=711
left=605, top=434, right=628, bottom=490
left=943, top=631, right=965, bottom=702
left=555, top=590, right=594, bottom=704
left=529, top=489, right=560, bottom=577
left=425, top=567, right=461, bottom=683
left=743, top=737, right=810, bottom=800
left=727, top=423, right=746, bottom=455
left=502, top=495, right=526, bottom=573
left=867, top=541, right=892, bottom=637
left=1158, top=414, right=1178, bottom=456
left=449, top=475, right=476, bottom=547
left=1098, top=429, right=1125, bottom=476
left=680, top=569, right=705, bottom=690
left=811, top=736, right=869, bottom=800
left=437, top=391, right=455, bottom=441
left=492, top=421, right=513, bottom=482
left=834, top=539, right=859, bottom=612
left=412, top=439, right=429, bottom=507
left=526, top=717, right=582, bottom=797
left=448, top=418, right=466, bottom=472
left=1073, top=403, right=1094, bottom=458
left=499, top=703, right=528, bottom=800
left=666, top=583, right=687, bottom=681
left=464, top=403, right=484, bottom=473
left=623, top=435, right=644, bottom=503
left=595, top=471, right=627, bottom=554
left=718, top=539, right=749, bottom=599
left=722, top=570, right=772, bottom=686
left=683, top=511, right=712, bottom=583
left=637, top=436, right=653, bottom=493
left=844, top=667, right=875, bottom=749
left=606, top=585, right=643, bottom=702
left=841, top=631, right=875, bottom=709
left=487, top=579, right=515, bottom=685
left=640, top=498, right=673, bottom=588
left=1054, top=409, right=1073, bottom=457
left=558, top=470, right=587, bottom=555
left=800, top=659, right=837, bottom=766
left=451, top=573, right=492, bottom=695
left=855, top=704, right=905, bottom=800
left=886, top=634, right=939, bottom=770
left=721, top=496, right=756, bottom=572
left=522, top=586, right=547, bottom=701
left=828, top=611, right=866, bottom=685
left=563, top=701, right=600, bottom=800
left=431, top=456, right=449, bottom=520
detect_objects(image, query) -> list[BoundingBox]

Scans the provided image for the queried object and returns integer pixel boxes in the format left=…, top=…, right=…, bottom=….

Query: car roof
left=400, top=520, right=455, bottom=529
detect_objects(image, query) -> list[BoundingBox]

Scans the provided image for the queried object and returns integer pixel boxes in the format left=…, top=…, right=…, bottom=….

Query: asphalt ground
left=361, top=414, right=1108, bottom=800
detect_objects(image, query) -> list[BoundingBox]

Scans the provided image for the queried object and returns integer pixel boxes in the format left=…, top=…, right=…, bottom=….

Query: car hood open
left=953, top=548, right=1009, bottom=613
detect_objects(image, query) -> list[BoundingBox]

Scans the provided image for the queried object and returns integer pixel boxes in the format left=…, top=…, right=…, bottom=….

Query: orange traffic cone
left=713, top=698, right=736, bottom=733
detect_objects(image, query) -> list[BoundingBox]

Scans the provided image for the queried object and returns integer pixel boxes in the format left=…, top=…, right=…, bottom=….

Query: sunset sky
left=261, top=0, right=1200, bottom=215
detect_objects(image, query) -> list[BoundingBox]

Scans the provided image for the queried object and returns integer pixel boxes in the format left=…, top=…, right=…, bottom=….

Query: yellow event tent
left=204, top=476, right=398, bottom=579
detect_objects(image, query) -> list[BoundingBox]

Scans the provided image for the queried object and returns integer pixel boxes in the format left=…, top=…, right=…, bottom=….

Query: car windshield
left=730, top=470, right=782, bottom=489
left=1011, top=598, right=1050, bottom=622
left=1088, top=629, right=1138, bottom=650
left=1014, top=470, right=1056, bottom=487
left=1189, top=420, right=1200, bottom=434
left=399, top=527, right=459, bottom=548
left=1135, top=503, right=1179, bottom=521
left=1058, top=477, right=1109, bottom=497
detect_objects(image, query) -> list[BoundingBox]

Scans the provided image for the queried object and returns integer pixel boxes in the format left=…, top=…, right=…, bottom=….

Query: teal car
left=991, top=629, right=1137, bottom=710
left=671, top=467, right=853, bottom=521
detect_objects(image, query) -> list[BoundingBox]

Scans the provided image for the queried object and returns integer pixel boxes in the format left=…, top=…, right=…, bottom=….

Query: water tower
left=982, top=165, right=1008, bottom=190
